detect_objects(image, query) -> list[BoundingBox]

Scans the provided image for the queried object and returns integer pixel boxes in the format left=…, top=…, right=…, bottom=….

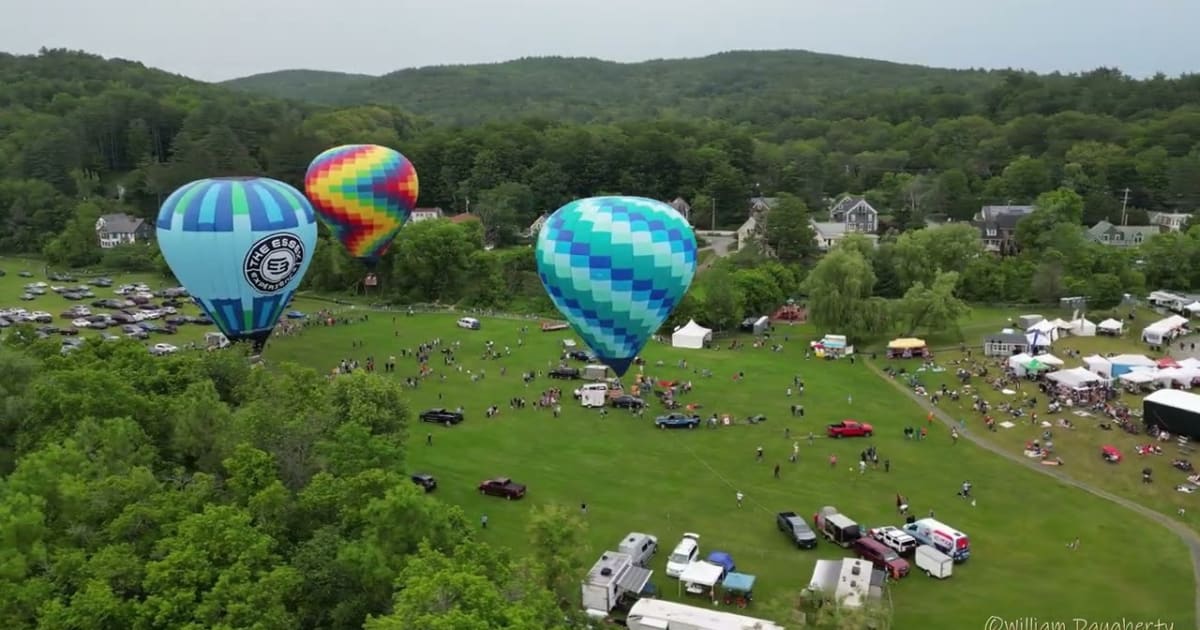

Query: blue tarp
left=722, top=572, right=756, bottom=593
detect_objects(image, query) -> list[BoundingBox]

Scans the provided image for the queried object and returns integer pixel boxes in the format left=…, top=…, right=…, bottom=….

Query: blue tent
left=706, top=551, right=735, bottom=574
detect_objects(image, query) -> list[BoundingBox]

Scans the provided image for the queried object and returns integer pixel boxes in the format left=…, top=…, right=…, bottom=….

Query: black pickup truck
left=777, top=511, right=819, bottom=549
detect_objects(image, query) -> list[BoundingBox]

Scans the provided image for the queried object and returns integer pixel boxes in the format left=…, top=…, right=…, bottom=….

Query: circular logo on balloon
left=244, top=233, right=305, bottom=293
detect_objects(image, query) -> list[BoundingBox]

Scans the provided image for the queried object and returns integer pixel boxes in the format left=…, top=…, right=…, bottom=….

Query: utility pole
left=1120, top=187, right=1131, bottom=225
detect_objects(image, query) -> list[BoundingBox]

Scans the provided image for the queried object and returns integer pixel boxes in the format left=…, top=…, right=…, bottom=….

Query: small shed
left=983, top=331, right=1030, bottom=357
left=1018, top=314, right=1045, bottom=329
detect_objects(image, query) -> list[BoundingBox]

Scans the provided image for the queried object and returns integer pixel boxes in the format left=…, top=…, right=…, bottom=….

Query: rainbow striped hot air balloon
left=156, top=177, right=319, bottom=351
left=304, top=144, right=419, bottom=268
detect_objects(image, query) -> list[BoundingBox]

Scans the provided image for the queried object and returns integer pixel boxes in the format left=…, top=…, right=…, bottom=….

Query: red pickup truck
left=478, top=477, right=527, bottom=499
left=827, top=420, right=874, bottom=438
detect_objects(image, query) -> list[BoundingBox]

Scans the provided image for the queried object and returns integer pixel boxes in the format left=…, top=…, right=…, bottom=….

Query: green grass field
left=263, top=313, right=1193, bottom=628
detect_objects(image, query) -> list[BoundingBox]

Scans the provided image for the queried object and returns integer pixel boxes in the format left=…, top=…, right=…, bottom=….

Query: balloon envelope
left=304, top=144, right=418, bottom=267
left=156, top=177, right=318, bottom=349
left=535, top=196, right=698, bottom=376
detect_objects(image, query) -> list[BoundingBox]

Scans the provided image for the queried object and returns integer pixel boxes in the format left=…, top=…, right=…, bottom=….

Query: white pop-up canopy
left=1035, top=353, right=1064, bottom=367
left=1186, top=302, right=1200, bottom=314
left=1069, top=318, right=1096, bottom=336
left=671, top=320, right=712, bottom=350
left=1045, top=367, right=1104, bottom=389
left=678, top=561, right=724, bottom=597
left=1083, top=354, right=1112, bottom=377
left=1098, top=318, right=1124, bottom=333
left=1119, top=371, right=1156, bottom=385
left=1028, top=319, right=1060, bottom=341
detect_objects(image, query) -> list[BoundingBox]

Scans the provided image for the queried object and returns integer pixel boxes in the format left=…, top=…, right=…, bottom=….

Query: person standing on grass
left=951, top=427, right=959, bottom=445
left=790, top=442, right=799, bottom=463
left=773, top=464, right=781, bottom=479
left=481, top=514, right=488, bottom=529
left=756, top=446, right=764, bottom=462
left=736, top=491, right=744, bottom=508
left=426, top=433, right=433, bottom=446
left=829, top=454, right=838, bottom=468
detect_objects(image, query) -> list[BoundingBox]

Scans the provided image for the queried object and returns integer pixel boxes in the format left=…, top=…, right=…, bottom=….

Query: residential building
left=95, top=213, right=151, bottom=248
left=810, top=220, right=879, bottom=252
left=1086, top=220, right=1158, bottom=247
left=973, top=205, right=1035, bottom=254
left=1148, top=211, right=1192, bottom=232
left=667, top=197, right=691, bottom=223
left=828, top=195, right=879, bottom=233
left=735, top=216, right=758, bottom=250
left=410, top=207, right=445, bottom=223
left=749, top=196, right=779, bottom=213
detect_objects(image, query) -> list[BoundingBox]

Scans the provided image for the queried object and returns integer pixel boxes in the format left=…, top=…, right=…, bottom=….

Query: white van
left=902, top=518, right=970, bottom=562
left=578, top=383, right=608, bottom=408
left=456, top=317, right=481, bottom=330
left=915, top=545, right=953, bottom=578
left=665, top=533, right=700, bottom=578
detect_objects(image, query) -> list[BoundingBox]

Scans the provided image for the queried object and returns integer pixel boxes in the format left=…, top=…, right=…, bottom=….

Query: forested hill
left=221, top=50, right=1007, bottom=125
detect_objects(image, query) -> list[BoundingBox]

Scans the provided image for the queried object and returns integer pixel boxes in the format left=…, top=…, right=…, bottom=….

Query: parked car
left=611, top=395, right=645, bottom=409
left=870, top=526, right=918, bottom=555
left=827, top=419, right=874, bottom=438
left=564, top=350, right=591, bottom=362
left=478, top=477, right=526, bottom=499
left=456, top=317, right=481, bottom=330
left=150, top=343, right=178, bottom=355
left=411, top=473, right=437, bottom=493
left=777, top=512, right=818, bottom=549
left=549, top=366, right=581, bottom=380
left=665, top=533, right=701, bottom=578
left=420, top=408, right=464, bottom=426
left=654, top=413, right=701, bottom=429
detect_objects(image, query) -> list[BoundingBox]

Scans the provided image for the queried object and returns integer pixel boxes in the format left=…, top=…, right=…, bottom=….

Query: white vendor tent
left=671, top=320, right=712, bottom=350
left=678, top=561, right=724, bottom=598
left=1181, top=358, right=1200, bottom=370
left=1006, top=352, right=1033, bottom=374
left=1083, top=354, right=1113, bottom=378
left=1098, top=318, right=1124, bottom=335
left=1186, top=301, right=1200, bottom=315
left=1069, top=318, right=1096, bottom=337
left=1035, top=353, right=1064, bottom=367
left=1156, top=367, right=1200, bottom=387
left=1050, top=318, right=1073, bottom=330
left=1045, top=367, right=1104, bottom=389
left=1026, top=330, right=1053, bottom=350
left=1110, top=354, right=1156, bottom=377
left=1119, top=370, right=1156, bottom=385
left=1027, top=319, right=1060, bottom=341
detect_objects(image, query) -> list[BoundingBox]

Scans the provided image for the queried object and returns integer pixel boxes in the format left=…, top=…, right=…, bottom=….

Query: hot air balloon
left=535, top=196, right=698, bottom=376
left=304, top=144, right=419, bottom=268
left=156, top=177, right=318, bottom=351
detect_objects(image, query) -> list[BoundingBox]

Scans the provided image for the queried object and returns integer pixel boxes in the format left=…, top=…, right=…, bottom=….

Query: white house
left=828, top=195, right=880, bottom=233
left=735, top=216, right=758, bottom=250
left=1148, top=211, right=1192, bottom=232
left=410, top=207, right=445, bottom=223
left=95, top=213, right=150, bottom=248
left=811, top=220, right=879, bottom=252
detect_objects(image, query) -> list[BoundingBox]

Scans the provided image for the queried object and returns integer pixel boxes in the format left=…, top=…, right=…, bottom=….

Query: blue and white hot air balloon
left=535, top=196, right=698, bottom=376
left=156, top=177, right=318, bottom=351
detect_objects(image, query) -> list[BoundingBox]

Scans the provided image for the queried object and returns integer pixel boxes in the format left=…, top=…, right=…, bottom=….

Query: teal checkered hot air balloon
left=535, top=196, right=698, bottom=376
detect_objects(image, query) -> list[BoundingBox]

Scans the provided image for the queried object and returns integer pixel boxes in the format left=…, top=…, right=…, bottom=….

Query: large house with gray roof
left=95, top=213, right=151, bottom=249
left=973, top=205, right=1035, bottom=255
left=1086, top=220, right=1159, bottom=247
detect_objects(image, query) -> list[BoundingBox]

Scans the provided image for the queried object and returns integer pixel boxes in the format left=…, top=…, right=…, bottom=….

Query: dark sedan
left=420, top=408, right=464, bottom=426
left=549, top=367, right=581, bottom=380
left=411, top=473, right=437, bottom=492
left=611, top=395, right=646, bottom=409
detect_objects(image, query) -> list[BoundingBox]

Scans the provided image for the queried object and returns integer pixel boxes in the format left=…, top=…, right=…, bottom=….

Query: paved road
left=866, top=360, right=1200, bottom=627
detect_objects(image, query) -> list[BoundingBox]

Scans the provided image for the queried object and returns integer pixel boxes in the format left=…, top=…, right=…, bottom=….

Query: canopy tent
left=671, top=320, right=712, bottom=350
left=678, top=561, right=724, bottom=598
left=1098, top=318, right=1124, bottom=335
left=1157, top=367, right=1200, bottom=387
left=1119, top=370, right=1156, bottom=385
left=1045, top=367, right=1104, bottom=389
left=1069, top=318, right=1097, bottom=336
left=1026, top=330, right=1053, bottom=349
left=1181, top=358, right=1200, bottom=370
left=1024, top=358, right=1053, bottom=374
left=1006, top=352, right=1034, bottom=375
left=1035, top=354, right=1064, bottom=367
left=1109, top=354, right=1156, bottom=377
left=1049, top=318, right=1073, bottom=330
left=887, top=338, right=927, bottom=350
left=1186, top=302, right=1200, bottom=315
left=1158, top=357, right=1180, bottom=368
left=1143, top=315, right=1190, bottom=345
left=1027, top=319, right=1060, bottom=341
left=1083, top=354, right=1113, bottom=378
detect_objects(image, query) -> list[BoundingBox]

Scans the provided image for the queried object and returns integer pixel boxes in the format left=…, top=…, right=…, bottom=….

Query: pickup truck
left=827, top=419, right=874, bottom=438
left=655, top=413, right=701, bottom=429
left=478, top=477, right=527, bottom=499
left=777, top=512, right=818, bottom=549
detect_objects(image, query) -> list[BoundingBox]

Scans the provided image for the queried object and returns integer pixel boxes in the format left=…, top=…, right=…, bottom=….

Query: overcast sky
left=3, top=0, right=1195, bottom=82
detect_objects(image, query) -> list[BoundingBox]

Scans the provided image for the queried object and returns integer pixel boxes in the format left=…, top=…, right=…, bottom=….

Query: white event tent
left=1083, top=354, right=1112, bottom=378
left=1027, top=319, right=1060, bottom=342
left=1110, top=354, right=1156, bottom=377
left=1098, top=318, right=1124, bottom=335
left=671, top=320, right=712, bottom=350
left=1045, top=367, right=1105, bottom=390
left=1143, top=315, right=1189, bottom=345
left=1069, top=318, right=1096, bottom=336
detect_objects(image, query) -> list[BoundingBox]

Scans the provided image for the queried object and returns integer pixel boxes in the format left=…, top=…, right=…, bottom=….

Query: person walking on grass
left=773, top=464, right=781, bottom=479
left=736, top=491, right=744, bottom=508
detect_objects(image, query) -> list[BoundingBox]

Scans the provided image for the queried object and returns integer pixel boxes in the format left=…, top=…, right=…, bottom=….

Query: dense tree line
left=0, top=336, right=601, bottom=629
left=3, top=49, right=1200, bottom=328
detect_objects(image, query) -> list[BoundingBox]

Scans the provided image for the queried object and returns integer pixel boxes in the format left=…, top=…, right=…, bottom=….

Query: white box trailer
left=915, top=545, right=953, bottom=579
left=625, top=598, right=784, bottom=630
left=581, top=551, right=652, bottom=616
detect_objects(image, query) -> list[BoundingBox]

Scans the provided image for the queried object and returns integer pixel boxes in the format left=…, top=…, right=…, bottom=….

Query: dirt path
left=866, top=360, right=1200, bottom=627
